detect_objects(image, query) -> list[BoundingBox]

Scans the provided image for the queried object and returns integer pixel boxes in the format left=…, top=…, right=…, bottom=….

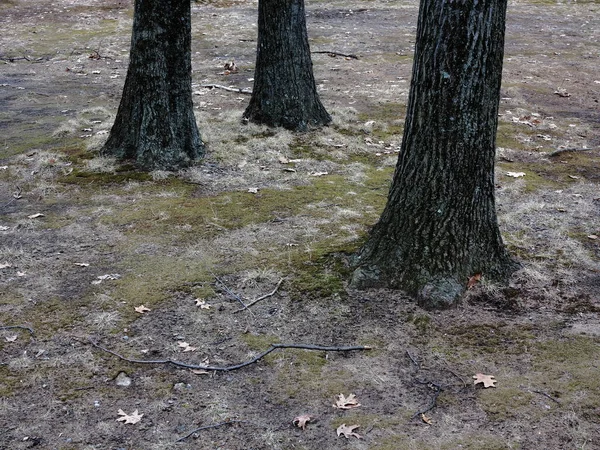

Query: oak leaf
left=336, top=424, right=362, bottom=439
left=5, top=335, right=18, bottom=342
left=116, top=409, right=143, bottom=424
left=293, top=414, right=313, bottom=430
left=473, top=373, right=497, bottom=388
left=195, top=299, right=211, bottom=309
left=178, top=342, right=197, bottom=352
left=421, top=413, right=433, bottom=424
left=134, top=305, right=151, bottom=314
left=333, top=393, right=361, bottom=410
left=467, top=273, right=482, bottom=289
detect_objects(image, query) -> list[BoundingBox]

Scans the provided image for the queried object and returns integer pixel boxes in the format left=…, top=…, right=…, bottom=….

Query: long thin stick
left=312, top=51, right=359, bottom=59
left=201, top=84, right=252, bottom=95
left=0, top=325, right=34, bottom=335
left=213, top=274, right=249, bottom=311
left=548, top=147, right=594, bottom=157
left=175, top=420, right=247, bottom=443
left=87, top=339, right=371, bottom=372
left=233, top=278, right=284, bottom=313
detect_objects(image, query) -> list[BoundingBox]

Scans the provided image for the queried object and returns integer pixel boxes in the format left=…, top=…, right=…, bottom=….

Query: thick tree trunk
left=243, top=0, right=331, bottom=131
left=101, top=0, right=203, bottom=170
left=350, top=0, right=518, bottom=309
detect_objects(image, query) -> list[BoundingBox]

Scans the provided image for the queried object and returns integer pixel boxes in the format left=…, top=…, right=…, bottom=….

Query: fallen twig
left=312, top=50, right=359, bottom=59
left=233, top=278, right=284, bottom=313
left=87, top=339, right=371, bottom=372
left=213, top=274, right=249, bottom=311
left=529, top=389, right=561, bottom=404
left=406, top=350, right=420, bottom=371
left=176, top=420, right=248, bottom=443
left=0, top=325, right=34, bottom=335
left=412, top=381, right=442, bottom=418
left=548, top=147, right=595, bottom=157
left=201, top=84, right=252, bottom=95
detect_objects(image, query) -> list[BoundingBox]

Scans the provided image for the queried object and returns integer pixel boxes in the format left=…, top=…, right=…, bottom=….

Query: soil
left=1, top=0, right=599, bottom=449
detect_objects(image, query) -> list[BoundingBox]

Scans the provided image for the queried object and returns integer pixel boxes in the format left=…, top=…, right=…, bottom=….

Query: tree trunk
left=243, top=0, right=331, bottom=131
left=350, top=0, right=518, bottom=309
left=101, top=0, right=203, bottom=170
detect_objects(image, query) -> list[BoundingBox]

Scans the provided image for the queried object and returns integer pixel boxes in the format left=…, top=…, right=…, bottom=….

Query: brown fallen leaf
left=116, top=409, right=143, bottom=424
left=134, top=305, right=151, bottom=314
left=178, top=342, right=197, bottom=352
left=333, top=393, right=361, bottom=409
left=473, top=373, right=497, bottom=388
left=588, top=235, right=598, bottom=240
left=293, top=414, right=313, bottom=430
left=5, top=335, right=18, bottom=342
left=467, top=273, right=482, bottom=289
left=27, top=213, right=44, bottom=219
left=191, top=369, right=210, bottom=375
left=336, top=423, right=362, bottom=439
left=421, top=413, right=433, bottom=425
left=194, top=299, right=211, bottom=309
left=0, top=263, right=11, bottom=269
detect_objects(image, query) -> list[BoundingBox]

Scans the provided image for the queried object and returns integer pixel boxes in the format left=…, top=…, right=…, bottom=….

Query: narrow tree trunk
left=350, top=0, right=518, bottom=309
left=101, top=0, right=203, bottom=170
left=243, top=0, right=331, bottom=131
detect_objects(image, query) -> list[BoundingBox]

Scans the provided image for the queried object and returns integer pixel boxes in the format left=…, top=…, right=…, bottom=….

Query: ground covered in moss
left=1, top=0, right=599, bottom=448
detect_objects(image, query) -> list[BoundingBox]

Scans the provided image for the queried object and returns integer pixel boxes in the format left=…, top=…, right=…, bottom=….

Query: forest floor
left=1, top=0, right=599, bottom=448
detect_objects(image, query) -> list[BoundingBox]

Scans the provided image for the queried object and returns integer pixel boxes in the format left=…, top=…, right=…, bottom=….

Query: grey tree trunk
left=350, top=0, right=518, bottom=309
left=101, top=0, right=203, bottom=170
left=243, top=0, right=331, bottom=131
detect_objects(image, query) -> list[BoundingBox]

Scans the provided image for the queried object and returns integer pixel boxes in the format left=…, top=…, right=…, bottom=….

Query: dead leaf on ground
left=588, top=235, right=598, bottom=240
left=178, top=342, right=197, bottom=352
left=421, top=413, right=433, bottom=424
left=5, top=335, right=18, bottom=342
left=336, top=423, right=362, bottom=439
left=191, top=369, right=210, bottom=375
left=333, top=393, right=361, bottom=409
left=74, top=263, right=90, bottom=267
left=194, top=299, right=211, bottom=309
left=554, top=88, right=571, bottom=98
left=0, top=263, right=12, bottom=269
left=116, top=409, right=143, bottom=424
left=467, top=273, right=482, bottom=289
left=27, top=213, right=44, bottom=219
left=473, top=373, right=497, bottom=388
left=248, top=187, right=259, bottom=194
left=506, top=171, right=526, bottom=178
left=134, top=305, right=151, bottom=314
left=293, top=414, right=313, bottom=430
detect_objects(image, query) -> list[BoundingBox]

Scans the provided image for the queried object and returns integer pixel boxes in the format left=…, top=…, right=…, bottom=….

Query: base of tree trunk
left=351, top=258, right=520, bottom=310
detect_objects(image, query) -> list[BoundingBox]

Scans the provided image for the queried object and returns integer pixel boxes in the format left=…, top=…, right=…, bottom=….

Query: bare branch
left=87, top=339, right=371, bottom=372
left=201, top=84, right=252, bottom=95
left=312, top=51, right=359, bottom=59
left=0, top=325, right=34, bottom=335
left=233, top=278, right=284, bottom=313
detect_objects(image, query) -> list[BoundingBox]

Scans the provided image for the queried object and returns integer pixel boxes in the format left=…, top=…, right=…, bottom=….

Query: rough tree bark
left=101, top=0, right=203, bottom=170
left=243, top=0, right=331, bottom=131
left=350, top=0, right=518, bottom=309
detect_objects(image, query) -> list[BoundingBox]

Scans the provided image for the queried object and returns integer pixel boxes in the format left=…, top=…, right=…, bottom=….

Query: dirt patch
left=1, top=0, right=600, bottom=449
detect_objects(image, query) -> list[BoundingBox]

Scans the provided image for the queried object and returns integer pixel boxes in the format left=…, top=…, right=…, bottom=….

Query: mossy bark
left=243, top=0, right=331, bottom=131
left=351, top=0, right=518, bottom=309
left=101, top=0, right=203, bottom=170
